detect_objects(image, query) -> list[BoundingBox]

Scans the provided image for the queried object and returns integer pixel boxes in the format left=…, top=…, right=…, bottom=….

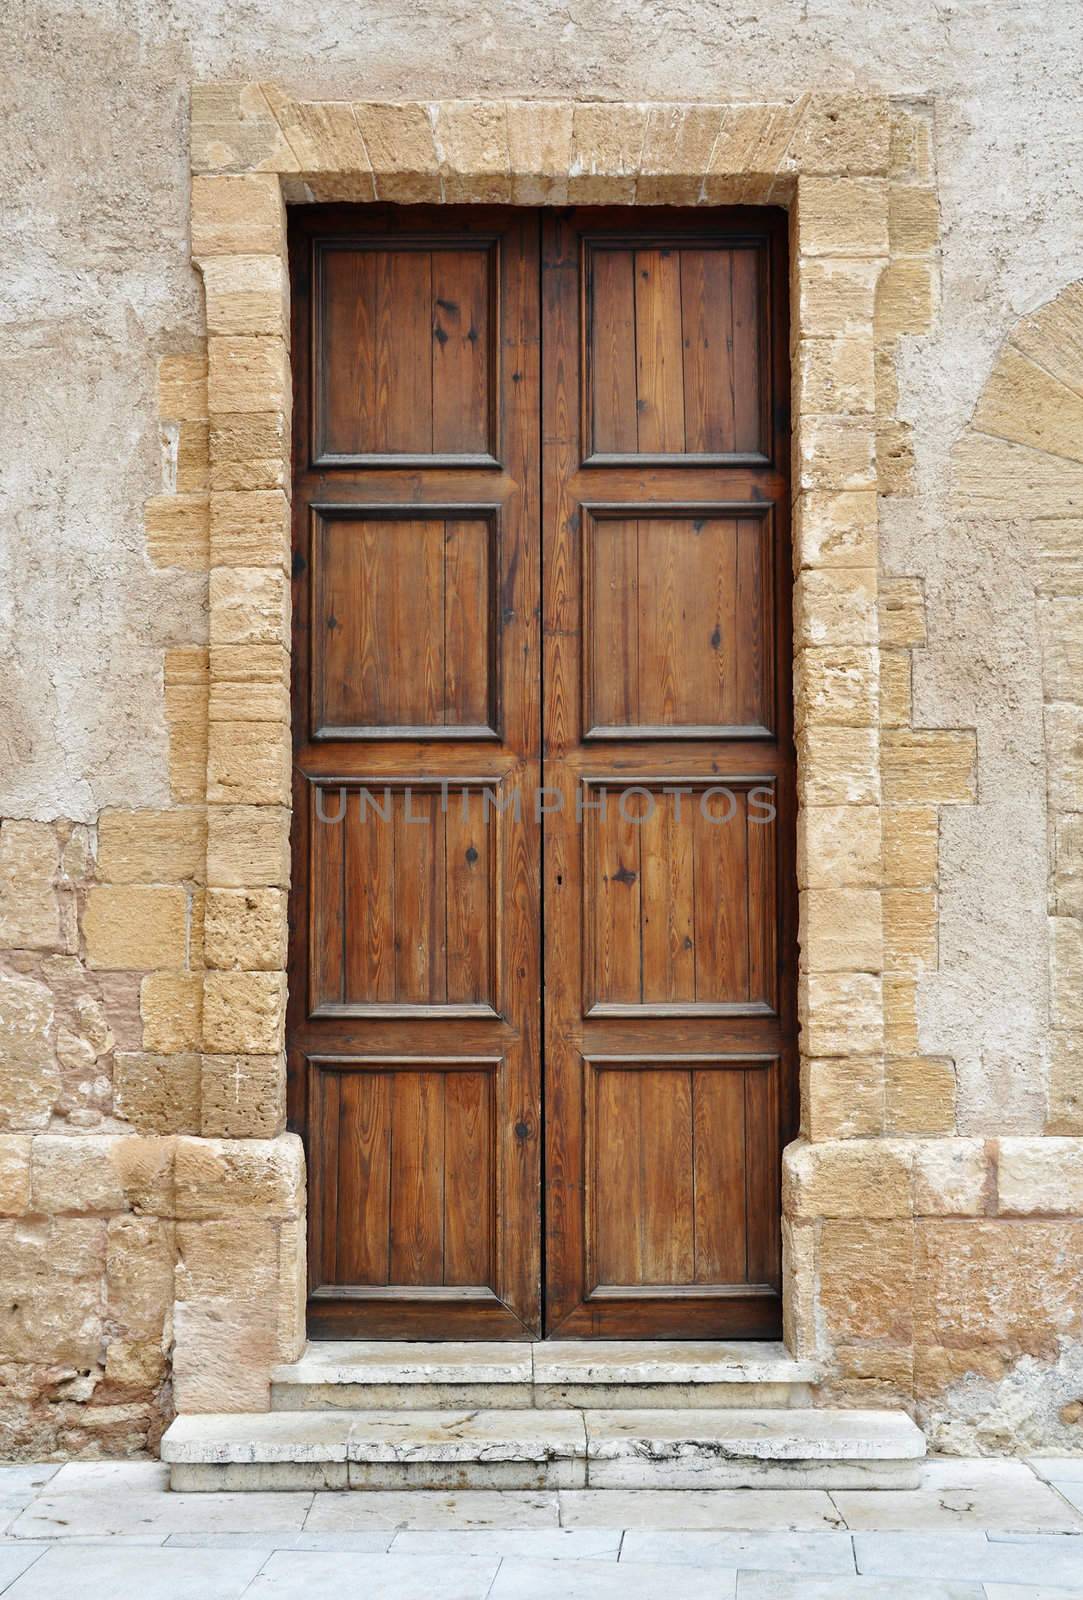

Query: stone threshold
left=162, top=1406, right=925, bottom=1492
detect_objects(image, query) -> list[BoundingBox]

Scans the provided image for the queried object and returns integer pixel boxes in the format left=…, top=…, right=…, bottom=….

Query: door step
left=269, top=1340, right=820, bottom=1411
left=162, top=1405, right=924, bottom=1492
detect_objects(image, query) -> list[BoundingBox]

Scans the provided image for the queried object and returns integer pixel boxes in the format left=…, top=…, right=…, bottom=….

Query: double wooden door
left=288, top=205, right=795, bottom=1341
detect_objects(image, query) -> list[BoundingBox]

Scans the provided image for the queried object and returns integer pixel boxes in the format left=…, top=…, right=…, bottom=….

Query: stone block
left=209, top=568, right=289, bottom=647
left=172, top=1297, right=277, bottom=1413
left=106, top=1215, right=174, bottom=1341
left=818, top=1220, right=914, bottom=1341
left=997, top=1136, right=1083, bottom=1215
left=913, top=1219, right=1083, bottom=1353
left=796, top=645, right=878, bottom=729
left=176, top=1217, right=280, bottom=1300
left=353, top=102, right=441, bottom=202
left=882, top=888, right=938, bottom=973
left=0, top=1136, right=31, bottom=1214
left=30, top=1135, right=174, bottom=1217
left=173, top=1133, right=304, bottom=1221
left=876, top=260, right=938, bottom=339
left=789, top=95, right=892, bottom=176
left=202, top=971, right=287, bottom=1054
left=158, top=353, right=208, bottom=421
left=0, top=821, right=68, bottom=952
left=200, top=1053, right=285, bottom=1138
left=191, top=171, right=285, bottom=257
left=798, top=260, right=879, bottom=338
left=1042, top=598, right=1083, bottom=709
left=637, top=103, right=724, bottom=204
left=506, top=100, right=573, bottom=203
left=798, top=804, right=882, bottom=888
left=164, top=679, right=208, bottom=805
left=797, top=176, right=889, bottom=257
left=433, top=100, right=511, bottom=203
left=797, top=726, right=879, bottom=805
left=204, top=888, right=287, bottom=971
left=793, top=490, right=877, bottom=570
left=884, top=1055, right=956, bottom=1134
left=975, top=345, right=1083, bottom=465
left=879, top=651, right=912, bottom=728
left=190, top=82, right=298, bottom=175
left=1051, top=916, right=1083, bottom=1028
left=1048, top=1031, right=1083, bottom=1134
left=1046, top=703, right=1083, bottom=812
left=96, top=809, right=206, bottom=885
left=208, top=680, right=289, bottom=723
left=140, top=972, right=203, bottom=1054
left=799, top=416, right=877, bottom=490
left=277, top=1216, right=307, bottom=1361
left=912, top=1138, right=989, bottom=1216
left=209, top=642, right=289, bottom=685
left=209, top=489, right=289, bottom=569
left=804, top=1057, right=884, bottom=1140
left=888, top=186, right=939, bottom=255
left=568, top=103, right=647, bottom=203
left=884, top=972, right=919, bottom=1055
left=878, top=577, right=926, bottom=648
left=114, top=1052, right=202, bottom=1135
left=784, top=1138, right=912, bottom=1219
left=883, top=805, right=938, bottom=888
left=795, top=336, right=876, bottom=415
left=208, top=336, right=289, bottom=417
left=206, top=806, right=291, bottom=889
left=259, top=89, right=373, bottom=183
left=210, top=411, right=288, bottom=491
left=800, top=971, right=883, bottom=1056
left=143, top=494, right=209, bottom=571
left=172, top=419, right=210, bottom=493
left=0, top=1218, right=105, bottom=1365
left=882, top=729, right=977, bottom=805
left=201, top=253, right=289, bottom=338
left=207, top=723, right=291, bottom=805
left=795, top=569, right=878, bottom=649
left=877, top=419, right=916, bottom=495
left=800, top=887, right=883, bottom=973
left=84, top=887, right=187, bottom=970
left=951, top=434, right=1083, bottom=521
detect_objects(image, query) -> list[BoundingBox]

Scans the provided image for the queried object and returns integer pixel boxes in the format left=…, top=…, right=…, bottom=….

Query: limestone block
left=209, top=643, right=289, bottom=686
left=1048, top=1031, right=1083, bottom=1134
left=878, top=577, right=927, bottom=648
left=888, top=186, right=939, bottom=255
left=884, top=1055, right=956, bottom=1134
left=106, top=1215, right=174, bottom=1341
left=783, top=1138, right=912, bottom=1219
left=792, top=490, right=877, bottom=569
left=1011, top=280, right=1083, bottom=395
left=30, top=1135, right=174, bottom=1216
left=798, top=804, right=882, bottom=888
left=140, top=972, right=203, bottom=1054
left=882, top=888, right=938, bottom=974
left=795, top=569, right=878, bottom=649
left=875, top=260, right=938, bottom=339
left=105, top=1338, right=166, bottom=1392
left=1051, top=916, right=1083, bottom=1028
left=433, top=101, right=510, bottom=203
left=818, top=1220, right=914, bottom=1341
left=975, top=345, right=1083, bottom=465
left=800, top=971, right=883, bottom=1056
left=884, top=972, right=919, bottom=1056
left=788, top=95, right=892, bottom=177
left=84, top=886, right=187, bottom=971
left=795, top=336, right=876, bottom=415
left=206, top=806, right=290, bottom=889
left=0, top=971, right=59, bottom=1131
left=200, top=1053, right=285, bottom=1138
left=208, top=680, right=290, bottom=723
left=797, top=177, right=889, bottom=257
left=874, top=343, right=899, bottom=418
left=158, top=353, right=208, bottom=421
left=209, top=489, right=289, bottom=570
left=96, top=809, right=206, bottom=885
left=568, top=103, right=647, bottom=203
left=204, top=888, right=287, bottom=972
left=190, top=83, right=298, bottom=175
left=951, top=434, right=1083, bottom=520
left=781, top=1217, right=818, bottom=1357
left=797, top=726, right=879, bottom=805
left=277, top=1216, right=307, bottom=1361
left=143, top=494, right=209, bottom=571
left=208, top=336, right=289, bottom=417
left=800, top=885, right=882, bottom=973
left=172, top=1297, right=277, bottom=1413
left=0, top=1217, right=105, bottom=1365
left=913, top=1219, right=1083, bottom=1352
left=173, top=1133, right=304, bottom=1221
left=164, top=678, right=208, bottom=805
left=637, top=103, right=723, bottom=204
left=798, top=261, right=879, bottom=339
left=0, top=821, right=67, bottom=952
left=912, top=1139, right=989, bottom=1216
left=173, top=419, right=210, bottom=493
left=804, top=1057, right=884, bottom=1140
left=210, top=411, right=288, bottom=491
left=0, top=1136, right=31, bottom=1214
left=201, top=254, right=289, bottom=339
left=202, top=971, right=287, bottom=1054
left=1046, top=704, right=1083, bottom=812
left=877, top=420, right=916, bottom=496
left=702, top=102, right=803, bottom=194
left=114, top=1052, right=202, bottom=1135
left=798, top=417, right=877, bottom=491
left=353, top=102, right=441, bottom=202
left=1040, top=597, right=1083, bottom=704
left=883, top=806, right=938, bottom=889
left=997, top=1137, right=1083, bottom=1215
left=879, top=652, right=912, bottom=728
left=207, top=723, right=291, bottom=805
left=209, top=568, right=289, bottom=648
left=882, top=729, right=977, bottom=805
left=796, top=646, right=878, bottom=730
left=259, top=90, right=373, bottom=185
left=175, top=1218, right=280, bottom=1300
left=506, top=101, right=573, bottom=203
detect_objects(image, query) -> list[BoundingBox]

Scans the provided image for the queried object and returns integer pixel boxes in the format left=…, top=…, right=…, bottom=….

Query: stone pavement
left=0, top=1456, right=1081, bottom=1597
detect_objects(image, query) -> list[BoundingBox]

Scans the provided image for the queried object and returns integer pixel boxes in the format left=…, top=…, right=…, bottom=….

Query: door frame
left=189, top=89, right=898, bottom=1371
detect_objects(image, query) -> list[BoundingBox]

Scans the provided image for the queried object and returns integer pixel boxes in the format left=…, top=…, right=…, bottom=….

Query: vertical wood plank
left=635, top=248, right=686, bottom=453
left=394, top=792, right=445, bottom=1003
left=345, top=788, right=396, bottom=1004
left=432, top=248, right=491, bottom=454
left=590, top=518, right=639, bottom=727
left=336, top=1071, right=392, bottom=1283
left=693, top=787, right=750, bottom=1001
left=745, top=1065, right=781, bottom=1287
left=389, top=1071, right=446, bottom=1283
left=639, top=791, right=695, bottom=1003
left=732, top=246, right=761, bottom=454
left=680, top=248, right=734, bottom=453
left=736, top=516, right=768, bottom=728
left=443, top=519, right=490, bottom=727
left=386, top=520, right=445, bottom=726
left=445, top=789, right=491, bottom=1005
left=592, top=791, right=642, bottom=1005
left=314, top=1069, right=340, bottom=1285
left=747, top=797, right=777, bottom=1009
left=593, top=1068, right=642, bottom=1284
left=639, top=1068, right=695, bottom=1283
left=311, top=787, right=345, bottom=1008
left=693, top=1068, right=748, bottom=1282
left=590, top=249, right=638, bottom=454
left=320, top=248, right=377, bottom=456
left=443, top=1071, right=492, bottom=1284
left=381, top=249, right=434, bottom=452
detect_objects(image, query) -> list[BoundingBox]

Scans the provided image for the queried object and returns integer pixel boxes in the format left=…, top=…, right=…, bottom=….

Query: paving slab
left=1052, top=1483, right=1083, bottom=1516
left=0, top=1469, right=58, bottom=1497
left=984, top=1586, right=1083, bottom=1599
left=0, top=1546, right=47, bottom=1588
left=247, top=1549, right=498, bottom=1597
left=9, top=1490, right=313, bottom=1540
left=3, top=1543, right=267, bottom=1599
left=736, top=1577, right=983, bottom=1598
left=489, top=1555, right=738, bottom=1598
left=854, top=1531, right=1083, bottom=1586
left=47, top=1462, right=170, bottom=1493
left=305, top=1488, right=560, bottom=1530
left=620, top=1527, right=856, bottom=1574
left=833, top=1480, right=1083, bottom=1533
left=1030, top=1461, right=1083, bottom=1484
left=390, top=1527, right=621, bottom=1559
left=559, top=1487, right=843, bottom=1530
left=163, top=1530, right=393, bottom=1551
left=922, top=1459, right=1053, bottom=1489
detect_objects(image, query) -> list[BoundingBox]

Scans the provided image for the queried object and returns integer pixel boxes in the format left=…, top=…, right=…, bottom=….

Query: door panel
left=542, top=208, right=796, bottom=1338
left=289, top=208, right=541, bottom=1339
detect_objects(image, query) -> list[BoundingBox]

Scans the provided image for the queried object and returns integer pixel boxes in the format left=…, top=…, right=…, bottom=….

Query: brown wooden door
left=288, top=204, right=795, bottom=1341
left=288, top=207, right=542, bottom=1338
left=541, top=208, right=796, bottom=1338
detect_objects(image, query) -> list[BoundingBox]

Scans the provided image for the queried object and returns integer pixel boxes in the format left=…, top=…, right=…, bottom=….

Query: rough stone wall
left=1, top=0, right=1081, bottom=1458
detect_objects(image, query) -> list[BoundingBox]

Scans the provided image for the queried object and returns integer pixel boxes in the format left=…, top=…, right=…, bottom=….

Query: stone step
left=269, top=1340, right=821, bottom=1411
left=161, top=1406, right=925, bottom=1492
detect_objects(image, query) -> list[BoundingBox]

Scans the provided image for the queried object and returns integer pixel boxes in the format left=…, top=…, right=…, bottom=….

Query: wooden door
left=541, top=208, right=796, bottom=1338
left=288, top=207, right=542, bottom=1338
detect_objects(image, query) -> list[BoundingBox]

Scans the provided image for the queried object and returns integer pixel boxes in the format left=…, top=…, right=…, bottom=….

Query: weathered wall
left=1, top=0, right=1082, bottom=1458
